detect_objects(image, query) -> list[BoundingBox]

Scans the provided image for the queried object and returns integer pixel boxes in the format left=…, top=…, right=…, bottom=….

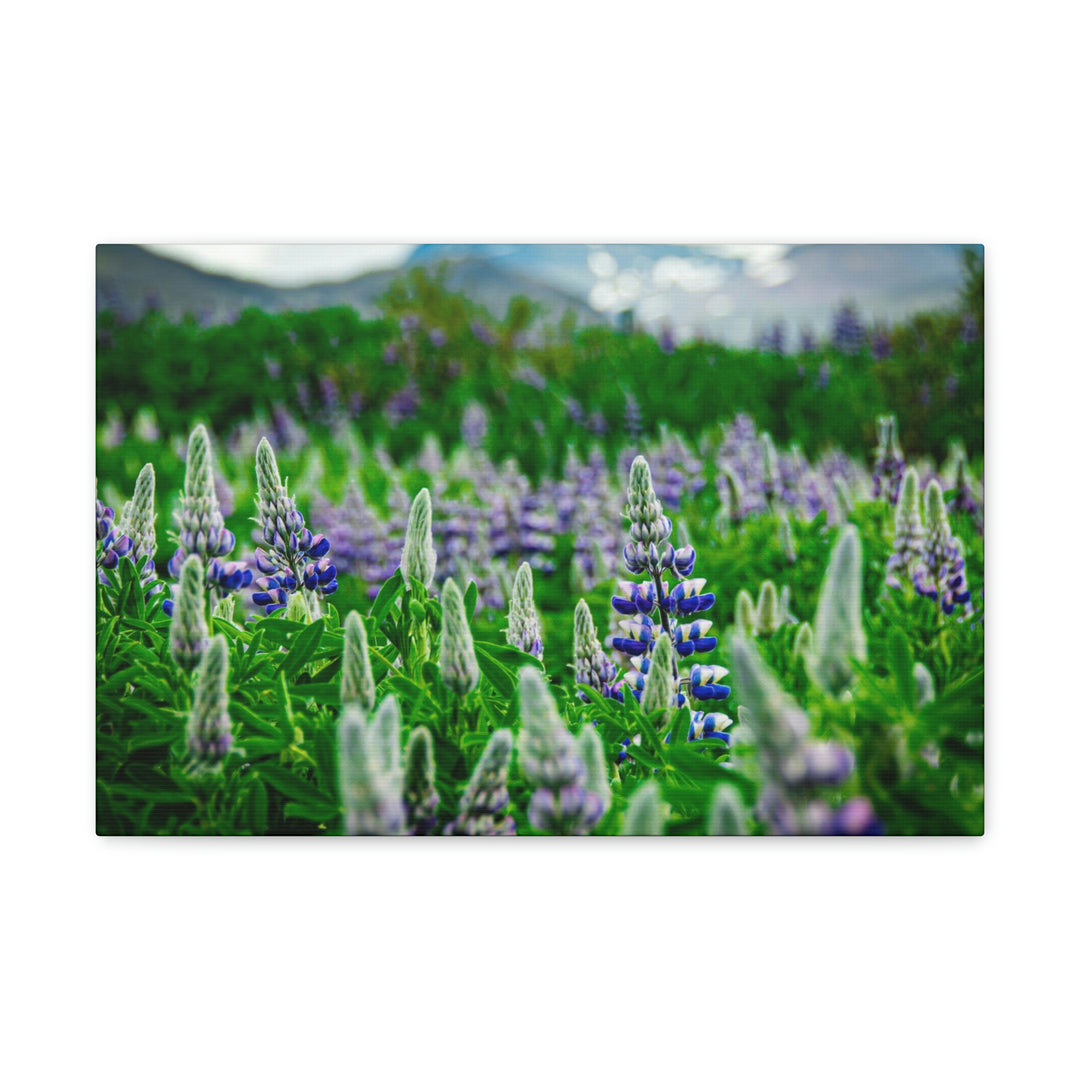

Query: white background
left=3, top=3, right=1075, bottom=1078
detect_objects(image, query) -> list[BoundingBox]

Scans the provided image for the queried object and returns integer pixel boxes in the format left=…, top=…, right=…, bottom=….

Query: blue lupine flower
left=517, top=669, right=605, bottom=835
left=165, top=425, right=253, bottom=614
left=252, top=437, right=339, bottom=618
left=609, top=456, right=732, bottom=749
left=95, top=498, right=134, bottom=582
left=914, top=481, right=974, bottom=619
left=574, top=599, right=622, bottom=702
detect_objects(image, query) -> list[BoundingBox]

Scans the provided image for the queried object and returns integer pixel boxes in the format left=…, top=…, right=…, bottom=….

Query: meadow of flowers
left=95, top=279, right=984, bottom=836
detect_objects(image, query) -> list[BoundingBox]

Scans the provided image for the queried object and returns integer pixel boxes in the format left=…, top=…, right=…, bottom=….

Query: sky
left=140, top=243, right=967, bottom=346
left=146, top=244, right=416, bottom=286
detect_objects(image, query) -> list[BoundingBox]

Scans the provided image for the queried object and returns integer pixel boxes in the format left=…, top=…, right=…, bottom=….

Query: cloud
left=145, top=244, right=415, bottom=286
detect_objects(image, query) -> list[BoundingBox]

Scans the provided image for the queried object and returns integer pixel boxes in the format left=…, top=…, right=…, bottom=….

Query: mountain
left=96, top=243, right=974, bottom=346
left=96, top=245, right=601, bottom=326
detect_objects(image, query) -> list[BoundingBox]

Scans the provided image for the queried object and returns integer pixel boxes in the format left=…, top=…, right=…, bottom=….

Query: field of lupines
left=96, top=360, right=984, bottom=834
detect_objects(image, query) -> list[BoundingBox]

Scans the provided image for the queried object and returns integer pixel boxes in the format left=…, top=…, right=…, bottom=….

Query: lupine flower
left=871, top=327, right=892, bottom=360
left=517, top=668, right=604, bottom=836
left=187, top=634, right=232, bottom=770
left=949, top=451, right=984, bottom=535
left=832, top=302, right=865, bottom=354
left=96, top=497, right=133, bottom=583
left=251, top=437, right=338, bottom=617
left=914, top=481, right=974, bottom=619
left=401, top=488, right=436, bottom=591
left=731, top=637, right=880, bottom=835
left=885, top=468, right=925, bottom=589
left=166, top=425, right=253, bottom=612
left=573, top=599, right=621, bottom=701
left=170, top=555, right=209, bottom=672
left=461, top=402, right=489, bottom=449
left=613, top=455, right=728, bottom=740
left=212, top=594, right=236, bottom=625
left=872, top=414, right=906, bottom=505
left=117, top=463, right=157, bottom=569
left=341, top=610, right=376, bottom=712
left=621, top=780, right=666, bottom=835
left=470, top=320, right=496, bottom=346
left=734, top=589, right=757, bottom=637
left=577, top=724, right=612, bottom=821
left=506, top=562, right=543, bottom=660
left=807, top=525, right=867, bottom=696
left=404, top=726, right=440, bottom=835
left=339, top=697, right=408, bottom=836
left=793, top=622, right=814, bottom=664
left=638, top=633, right=677, bottom=722
left=833, top=476, right=854, bottom=520
left=439, top=578, right=479, bottom=696
left=444, top=729, right=516, bottom=836
left=755, top=581, right=780, bottom=635
left=706, top=785, right=747, bottom=836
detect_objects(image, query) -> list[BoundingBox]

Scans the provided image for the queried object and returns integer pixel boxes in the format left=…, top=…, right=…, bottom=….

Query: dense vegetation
left=95, top=260, right=983, bottom=837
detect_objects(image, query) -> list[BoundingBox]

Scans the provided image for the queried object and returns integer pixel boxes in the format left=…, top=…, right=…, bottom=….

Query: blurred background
left=99, top=243, right=974, bottom=348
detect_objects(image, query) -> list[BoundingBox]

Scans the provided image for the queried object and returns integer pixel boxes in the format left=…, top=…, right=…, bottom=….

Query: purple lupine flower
left=945, top=372, right=959, bottom=400
left=799, top=328, right=817, bottom=353
left=832, top=303, right=864, bottom=354
left=961, top=314, right=979, bottom=344
left=517, top=669, right=605, bottom=836
left=385, top=380, right=419, bottom=426
left=658, top=325, right=676, bottom=355
left=461, top=402, right=488, bottom=450
left=264, top=356, right=282, bottom=379
left=95, top=498, right=134, bottom=583
left=165, top=425, right=253, bottom=613
left=885, top=469, right=924, bottom=589
left=731, top=637, right=882, bottom=835
left=757, top=323, right=786, bottom=354
left=251, top=438, right=338, bottom=616
left=914, top=481, right=974, bottom=619
left=872, top=415, right=906, bottom=505
left=574, top=599, right=621, bottom=702
left=470, top=320, right=496, bottom=346
left=444, top=729, right=516, bottom=837
left=428, top=328, right=447, bottom=348
left=513, top=364, right=546, bottom=390
left=919, top=381, right=932, bottom=406
left=871, top=327, right=892, bottom=360
left=816, top=362, right=831, bottom=389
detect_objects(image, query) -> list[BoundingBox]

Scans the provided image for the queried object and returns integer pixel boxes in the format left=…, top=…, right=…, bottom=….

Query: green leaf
left=256, top=763, right=337, bottom=813
left=250, top=778, right=269, bottom=834
left=463, top=579, right=478, bottom=619
left=472, top=644, right=516, bottom=697
left=887, top=626, right=916, bottom=711
left=370, top=570, right=404, bottom=629
left=278, top=619, right=325, bottom=679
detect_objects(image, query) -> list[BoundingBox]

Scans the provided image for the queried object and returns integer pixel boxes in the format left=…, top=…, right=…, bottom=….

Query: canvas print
left=95, top=243, right=984, bottom=836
